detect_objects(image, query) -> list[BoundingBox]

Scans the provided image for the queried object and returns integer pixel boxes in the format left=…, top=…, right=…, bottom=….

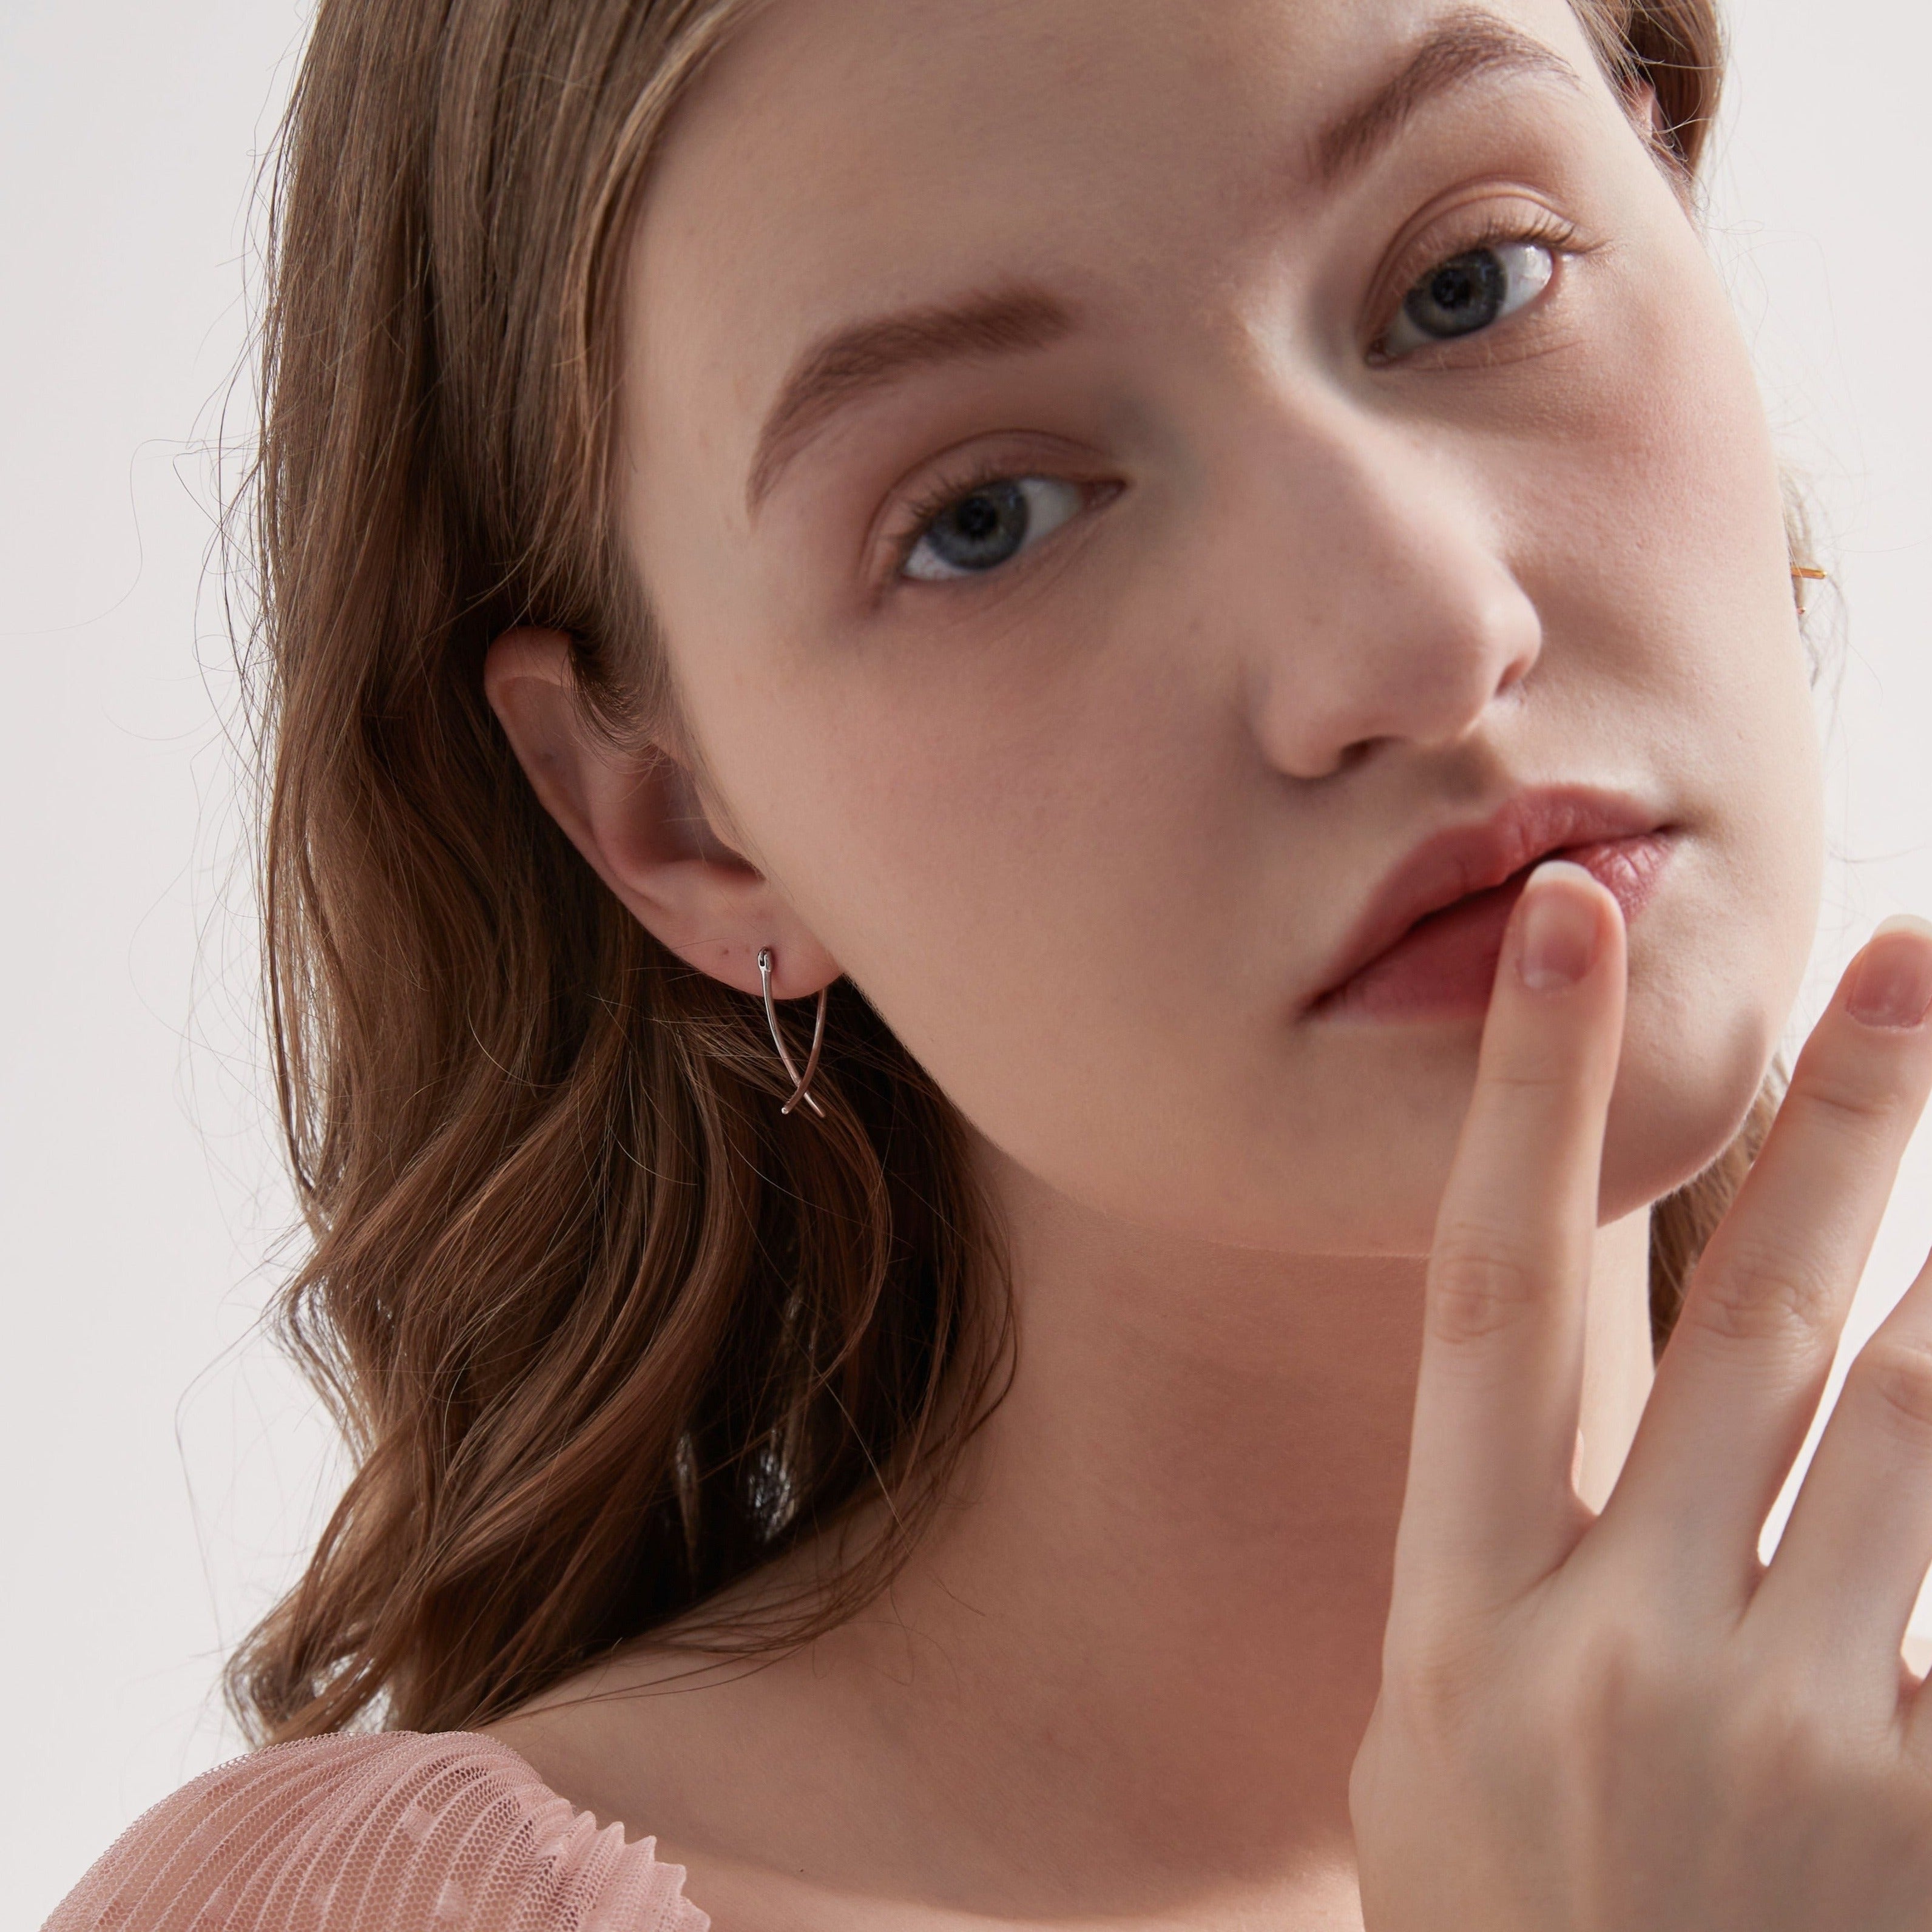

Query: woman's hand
left=1350, top=862, right=1932, bottom=1931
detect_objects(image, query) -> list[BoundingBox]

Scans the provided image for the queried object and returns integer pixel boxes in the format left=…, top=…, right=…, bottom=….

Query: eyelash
left=898, top=460, right=1010, bottom=550
left=890, top=459, right=1107, bottom=578
left=1370, top=205, right=1587, bottom=357
left=885, top=206, right=1588, bottom=581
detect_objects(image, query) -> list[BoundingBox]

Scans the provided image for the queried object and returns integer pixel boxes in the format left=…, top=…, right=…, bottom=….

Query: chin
left=1215, top=987, right=1784, bottom=1262
left=1013, top=908, right=1805, bottom=1263
left=1599, top=994, right=1782, bottom=1228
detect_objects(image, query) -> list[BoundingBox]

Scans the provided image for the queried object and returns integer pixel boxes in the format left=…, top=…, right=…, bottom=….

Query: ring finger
left=1751, top=1242, right=1932, bottom=1726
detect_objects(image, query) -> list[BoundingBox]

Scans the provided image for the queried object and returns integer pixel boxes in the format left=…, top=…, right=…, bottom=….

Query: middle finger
left=1607, top=920, right=1932, bottom=1596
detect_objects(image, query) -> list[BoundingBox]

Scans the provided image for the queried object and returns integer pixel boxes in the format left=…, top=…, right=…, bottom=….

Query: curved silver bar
left=757, top=947, right=828, bottom=1118
left=782, top=988, right=828, bottom=1116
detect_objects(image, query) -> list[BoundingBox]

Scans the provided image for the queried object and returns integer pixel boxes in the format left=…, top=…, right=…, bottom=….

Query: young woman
left=49, top=0, right=1932, bottom=1925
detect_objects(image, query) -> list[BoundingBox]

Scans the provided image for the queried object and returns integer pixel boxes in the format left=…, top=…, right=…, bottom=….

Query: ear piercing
left=757, top=947, right=827, bottom=1118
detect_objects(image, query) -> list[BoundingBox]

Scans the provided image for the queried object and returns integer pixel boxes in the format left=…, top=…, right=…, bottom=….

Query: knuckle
left=1378, top=1615, right=1507, bottom=1740
left=1512, top=1613, right=1698, bottom=1777
left=1728, top=1683, right=1849, bottom=1795
left=1427, top=1234, right=1547, bottom=1348
left=1783, top=1061, right=1908, bottom=1143
left=1563, top=1612, right=1681, bottom=1736
left=1850, top=1331, right=1932, bottom=1441
left=1379, top=1649, right=1476, bottom=1738
left=1680, top=1237, right=1840, bottom=1356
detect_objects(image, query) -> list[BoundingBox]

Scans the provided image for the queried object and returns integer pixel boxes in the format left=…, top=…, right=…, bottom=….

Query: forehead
left=626, top=0, right=1604, bottom=462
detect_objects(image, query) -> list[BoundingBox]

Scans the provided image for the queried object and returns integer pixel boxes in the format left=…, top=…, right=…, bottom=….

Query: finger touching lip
left=1308, top=790, right=1674, bottom=1025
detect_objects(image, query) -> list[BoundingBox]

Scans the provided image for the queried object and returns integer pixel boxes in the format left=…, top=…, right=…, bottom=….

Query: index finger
left=1396, top=862, right=1627, bottom=1606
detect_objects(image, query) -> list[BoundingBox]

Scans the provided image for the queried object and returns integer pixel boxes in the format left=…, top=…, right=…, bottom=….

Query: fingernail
left=1518, top=862, right=1604, bottom=992
left=1847, top=916, right=1932, bottom=1030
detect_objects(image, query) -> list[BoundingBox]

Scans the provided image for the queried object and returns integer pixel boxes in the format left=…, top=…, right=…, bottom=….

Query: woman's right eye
left=902, top=476, right=1085, bottom=583
left=1379, top=238, right=1556, bottom=359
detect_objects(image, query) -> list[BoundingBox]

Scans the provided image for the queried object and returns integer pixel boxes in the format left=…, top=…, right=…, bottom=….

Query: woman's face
left=616, top=0, right=1823, bottom=1252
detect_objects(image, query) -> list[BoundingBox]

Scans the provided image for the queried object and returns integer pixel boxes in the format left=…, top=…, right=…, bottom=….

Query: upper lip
left=1306, top=786, right=1668, bottom=1010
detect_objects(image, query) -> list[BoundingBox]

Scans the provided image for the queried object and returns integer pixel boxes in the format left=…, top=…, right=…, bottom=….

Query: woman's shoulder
left=44, top=1729, right=709, bottom=1931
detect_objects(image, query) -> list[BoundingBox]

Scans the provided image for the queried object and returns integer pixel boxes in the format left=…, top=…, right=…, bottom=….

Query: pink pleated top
left=44, top=1732, right=709, bottom=1931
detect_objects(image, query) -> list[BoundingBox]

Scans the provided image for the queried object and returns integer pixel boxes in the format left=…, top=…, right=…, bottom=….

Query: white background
left=4, top=2, right=1930, bottom=1924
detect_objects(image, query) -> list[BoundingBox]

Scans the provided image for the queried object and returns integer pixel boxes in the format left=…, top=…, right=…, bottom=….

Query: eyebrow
left=1311, top=9, right=1583, bottom=186
left=745, top=13, right=1578, bottom=513
left=746, top=286, right=1076, bottom=512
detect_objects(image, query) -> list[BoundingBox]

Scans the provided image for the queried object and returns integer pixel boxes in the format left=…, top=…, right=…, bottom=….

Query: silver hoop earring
left=757, top=947, right=828, bottom=1118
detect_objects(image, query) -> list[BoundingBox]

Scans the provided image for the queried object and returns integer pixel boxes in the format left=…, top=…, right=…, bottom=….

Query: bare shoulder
left=44, top=1730, right=708, bottom=1931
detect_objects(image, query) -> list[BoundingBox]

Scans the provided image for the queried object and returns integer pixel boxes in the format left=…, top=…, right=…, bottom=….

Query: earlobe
left=482, top=627, right=841, bottom=999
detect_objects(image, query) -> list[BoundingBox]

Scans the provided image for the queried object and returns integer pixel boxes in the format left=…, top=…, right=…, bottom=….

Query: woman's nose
left=1232, top=405, right=1543, bottom=782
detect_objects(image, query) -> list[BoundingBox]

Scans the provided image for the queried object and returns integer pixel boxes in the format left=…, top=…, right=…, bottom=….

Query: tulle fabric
left=43, top=1731, right=709, bottom=1932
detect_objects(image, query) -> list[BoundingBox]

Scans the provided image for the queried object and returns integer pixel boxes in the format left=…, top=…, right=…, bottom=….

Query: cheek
left=1509, top=235, right=1826, bottom=1211
left=663, top=564, right=1345, bottom=1240
left=674, top=607, right=1481, bottom=1254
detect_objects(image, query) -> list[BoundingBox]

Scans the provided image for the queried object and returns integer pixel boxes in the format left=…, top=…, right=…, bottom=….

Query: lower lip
left=1316, top=832, right=1675, bottom=1024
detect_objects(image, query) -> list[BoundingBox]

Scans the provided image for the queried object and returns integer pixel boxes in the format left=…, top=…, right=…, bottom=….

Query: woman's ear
left=484, top=627, right=840, bottom=999
left=1629, top=83, right=1690, bottom=198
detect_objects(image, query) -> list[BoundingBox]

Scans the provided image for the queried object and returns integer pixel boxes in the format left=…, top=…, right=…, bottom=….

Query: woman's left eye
left=1379, top=238, right=1556, bottom=358
left=901, top=476, right=1086, bottom=583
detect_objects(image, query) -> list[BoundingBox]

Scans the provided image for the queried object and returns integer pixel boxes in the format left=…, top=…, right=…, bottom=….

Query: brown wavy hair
left=226, top=0, right=1760, bottom=1745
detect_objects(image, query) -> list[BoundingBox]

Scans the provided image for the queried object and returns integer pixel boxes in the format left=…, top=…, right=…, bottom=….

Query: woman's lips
left=1319, top=834, right=1672, bottom=1021
left=1306, top=788, right=1676, bottom=1023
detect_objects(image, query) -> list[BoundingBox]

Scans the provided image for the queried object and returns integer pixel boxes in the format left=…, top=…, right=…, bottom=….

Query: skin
left=478, top=0, right=1932, bottom=1924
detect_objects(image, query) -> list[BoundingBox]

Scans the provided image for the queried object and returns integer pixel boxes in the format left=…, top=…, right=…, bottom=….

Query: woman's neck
left=858, top=1167, right=1653, bottom=1877
left=495, top=1172, right=1655, bottom=1921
